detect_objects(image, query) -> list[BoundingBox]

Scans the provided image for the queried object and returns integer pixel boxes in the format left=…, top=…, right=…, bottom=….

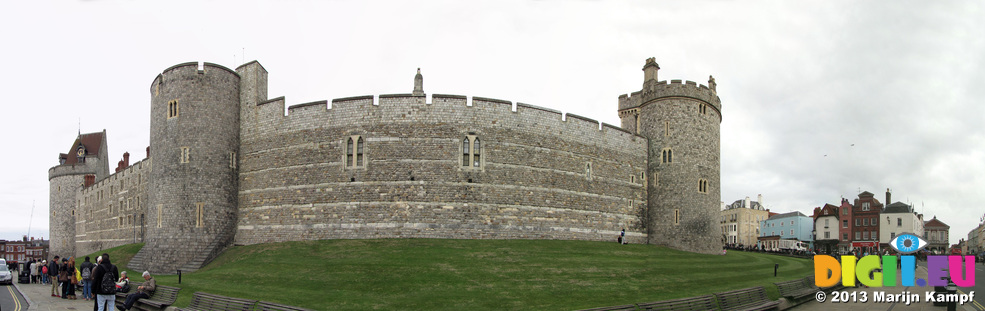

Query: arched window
left=345, top=135, right=365, bottom=168
left=356, top=137, right=364, bottom=166
left=346, top=138, right=354, bottom=167
left=462, top=138, right=470, bottom=166
left=462, top=135, right=483, bottom=169
left=472, top=138, right=480, bottom=167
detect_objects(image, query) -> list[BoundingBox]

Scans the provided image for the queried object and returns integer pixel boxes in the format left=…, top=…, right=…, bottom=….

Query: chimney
left=146, top=146, right=150, bottom=159
left=758, top=194, right=764, bottom=208
left=886, top=188, right=891, bottom=204
left=84, top=174, right=96, bottom=187
left=123, top=152, right=130, bottom=167
left=642, top=57, right=660, bottom=86
left=116, top=160, right=124, bottom=172
left=744, top=196, right=751, bottom=208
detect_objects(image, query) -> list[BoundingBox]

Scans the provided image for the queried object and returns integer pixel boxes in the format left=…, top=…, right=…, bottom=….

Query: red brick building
left=851, top=191, right=885, bottom=254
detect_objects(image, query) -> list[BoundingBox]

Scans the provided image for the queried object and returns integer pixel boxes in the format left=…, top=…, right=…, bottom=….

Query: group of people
left=39, top=253, right=156, bottom=311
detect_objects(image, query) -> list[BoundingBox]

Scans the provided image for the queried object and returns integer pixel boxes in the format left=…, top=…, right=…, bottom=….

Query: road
left=916, top=258, right=985, bottom=311
left=0, top=284, right=28, bottom=311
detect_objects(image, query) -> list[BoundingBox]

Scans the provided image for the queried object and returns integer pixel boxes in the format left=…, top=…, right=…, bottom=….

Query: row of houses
left=960, top=221, right=985, bottom=256
left=1, top=237, right=49, bottom=266
left=721, top=190, right=952, bottom=255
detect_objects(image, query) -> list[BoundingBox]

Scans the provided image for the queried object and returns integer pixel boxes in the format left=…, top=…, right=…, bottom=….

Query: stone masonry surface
left=48, top=58, right=723, bottom=273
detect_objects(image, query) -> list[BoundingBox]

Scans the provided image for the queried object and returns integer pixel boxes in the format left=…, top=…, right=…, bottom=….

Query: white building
left=879, top=202, right=924, bottom=248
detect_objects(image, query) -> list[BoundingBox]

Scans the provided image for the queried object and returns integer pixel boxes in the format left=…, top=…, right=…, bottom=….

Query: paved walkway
left=12, top=280, right=99, bottom=311
left=794, top=265, right=977, bottom=311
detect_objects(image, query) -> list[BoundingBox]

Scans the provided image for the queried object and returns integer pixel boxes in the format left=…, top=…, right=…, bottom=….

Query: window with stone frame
left=585, top=162, right=592, bottom=179
left=661, top=148, right=673, bottom=164
left=862, top=202, right=870, bottom=211
left=344, top=136, right=365, bottom=168
left=157, top=204, right=163, bottom=228
left=167, top=100, right=179, bottom=119
left=461, top=135, right=482, bottom=169
left=229, top=152, right=237, bottom=169
left=674, top=209, right=680, bottom=226
left=180, top=147, right=190, bottom=164
left=195, top=202, right=204, bottom=228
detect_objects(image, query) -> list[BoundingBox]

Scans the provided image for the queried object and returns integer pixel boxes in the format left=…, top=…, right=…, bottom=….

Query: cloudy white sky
left=1, top=1, right=982, bottom=248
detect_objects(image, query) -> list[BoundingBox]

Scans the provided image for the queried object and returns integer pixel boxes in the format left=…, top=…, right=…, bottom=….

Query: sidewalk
left=794, top=265, right=976, bottom=311
left=12, top=280, right=98, bottom=311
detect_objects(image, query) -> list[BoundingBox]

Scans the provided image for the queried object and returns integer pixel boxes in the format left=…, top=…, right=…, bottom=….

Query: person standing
left=80, top=256, right=94, bottom=301
left=60, top=258, right=71, bottom=299
left=29, top=260, right=37, bottom=284
left=49, top=256, right=60, bottom=297
left=91, top=254, right=119, bottom=311
left=620, top=229, right=627, bottom=245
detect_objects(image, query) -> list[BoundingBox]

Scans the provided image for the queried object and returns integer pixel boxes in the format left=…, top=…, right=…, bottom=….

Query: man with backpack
left=80, top=256, right=95, bottom=301
left=91, top=254, right=119, bottom=311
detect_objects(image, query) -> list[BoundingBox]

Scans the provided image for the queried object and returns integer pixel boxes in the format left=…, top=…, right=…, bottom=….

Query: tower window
left=157, top=204, right=162, bottom=228
left=344, top=136, right=365, bottom=168
left=180, top=147, right=190, bottom=163
left=661, top=148, right=673, bottom=164
left=167, top=100, right=179, bottom=119
left=586, top=163, right=592, bottom=179
left=674, top=209, right=680, bottom=226
left=462, top=135, right=482, bottom=169
left=195, top=202, right=204, bottom=228
left=698, top=179, right=708, bottom=193
left=664, top=121, right=670, bottom=137
left=229, top=152, right=237, bottom=169
left=699, top=104, right=707, bottom=114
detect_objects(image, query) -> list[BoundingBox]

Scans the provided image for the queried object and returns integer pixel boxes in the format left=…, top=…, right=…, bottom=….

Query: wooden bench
left=774, top=278, right=815, bottom=305
left=575, top=304, right=638, bottom=311
left=177, top=292, right=258, bottom=311
left=713, top=286, right=780, bottom=311
left=114, top=283, right=181, bottom=311
left=256, top=301, right=315, bottom=311
left=636, top=294, right=719, bottom=311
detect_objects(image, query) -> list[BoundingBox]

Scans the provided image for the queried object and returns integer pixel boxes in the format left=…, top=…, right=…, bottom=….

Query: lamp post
left=811, top=229, right=816, bottom=253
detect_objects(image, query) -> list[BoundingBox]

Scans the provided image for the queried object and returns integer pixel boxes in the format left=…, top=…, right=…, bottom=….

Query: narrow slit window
left=229, top=152, right=237, bottom=169
left=195, top=202, right=204, bottom=228
left=180, top=147, right=190, bottom=163
left=157, top=204, right=163, bottom=228
left=674, top=209, right=680, bottom=225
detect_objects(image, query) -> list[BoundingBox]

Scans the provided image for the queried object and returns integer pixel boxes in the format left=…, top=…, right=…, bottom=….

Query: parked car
left=0, top=264, right=12, bottom=285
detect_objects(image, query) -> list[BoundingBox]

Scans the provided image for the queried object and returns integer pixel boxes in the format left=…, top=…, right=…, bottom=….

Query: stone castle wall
left=50, top=59, right=721, bottom=271
left=235, top=86, right=649, bottom=245
left=75, top=159, right=150, bottom=256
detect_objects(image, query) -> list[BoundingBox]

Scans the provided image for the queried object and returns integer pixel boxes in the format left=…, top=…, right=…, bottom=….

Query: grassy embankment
left=89, top=240, right=812, bottom=310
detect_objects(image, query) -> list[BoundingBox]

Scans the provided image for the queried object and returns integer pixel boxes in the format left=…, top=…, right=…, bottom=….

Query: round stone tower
left=618, top=58, right=722, bottom=254
left=135, top=62, right=240, bottom=273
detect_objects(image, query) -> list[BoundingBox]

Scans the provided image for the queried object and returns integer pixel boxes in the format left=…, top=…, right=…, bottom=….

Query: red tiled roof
left=60, top=132, right=103, bottom=165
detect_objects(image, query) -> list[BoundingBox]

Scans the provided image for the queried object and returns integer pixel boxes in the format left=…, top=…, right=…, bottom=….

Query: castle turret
left=134, top=62, right=241, bottom=273
left=48, top=130, right=109, bottom=258
left=618, top=58, right=722, bottom=254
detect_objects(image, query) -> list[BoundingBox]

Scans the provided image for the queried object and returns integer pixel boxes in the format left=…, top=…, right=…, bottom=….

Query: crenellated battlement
left=619, top=79, right=721, bottom=113
left=150, top=61, right=240, bottom=92
left=247, top=92, right=643, bottom=149
left=49, top=163, right=99, bottom=180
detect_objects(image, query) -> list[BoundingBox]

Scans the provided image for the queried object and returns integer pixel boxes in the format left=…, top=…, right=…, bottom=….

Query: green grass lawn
left=88, top=240, right=812, bottom=310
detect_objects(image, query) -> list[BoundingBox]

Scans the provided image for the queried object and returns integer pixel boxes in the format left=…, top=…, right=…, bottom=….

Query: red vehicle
left=950, top=248, right=962, bottom=255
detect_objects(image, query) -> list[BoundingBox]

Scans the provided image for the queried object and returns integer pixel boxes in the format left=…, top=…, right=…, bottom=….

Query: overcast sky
left=1, top=1, right=982, bottom=248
